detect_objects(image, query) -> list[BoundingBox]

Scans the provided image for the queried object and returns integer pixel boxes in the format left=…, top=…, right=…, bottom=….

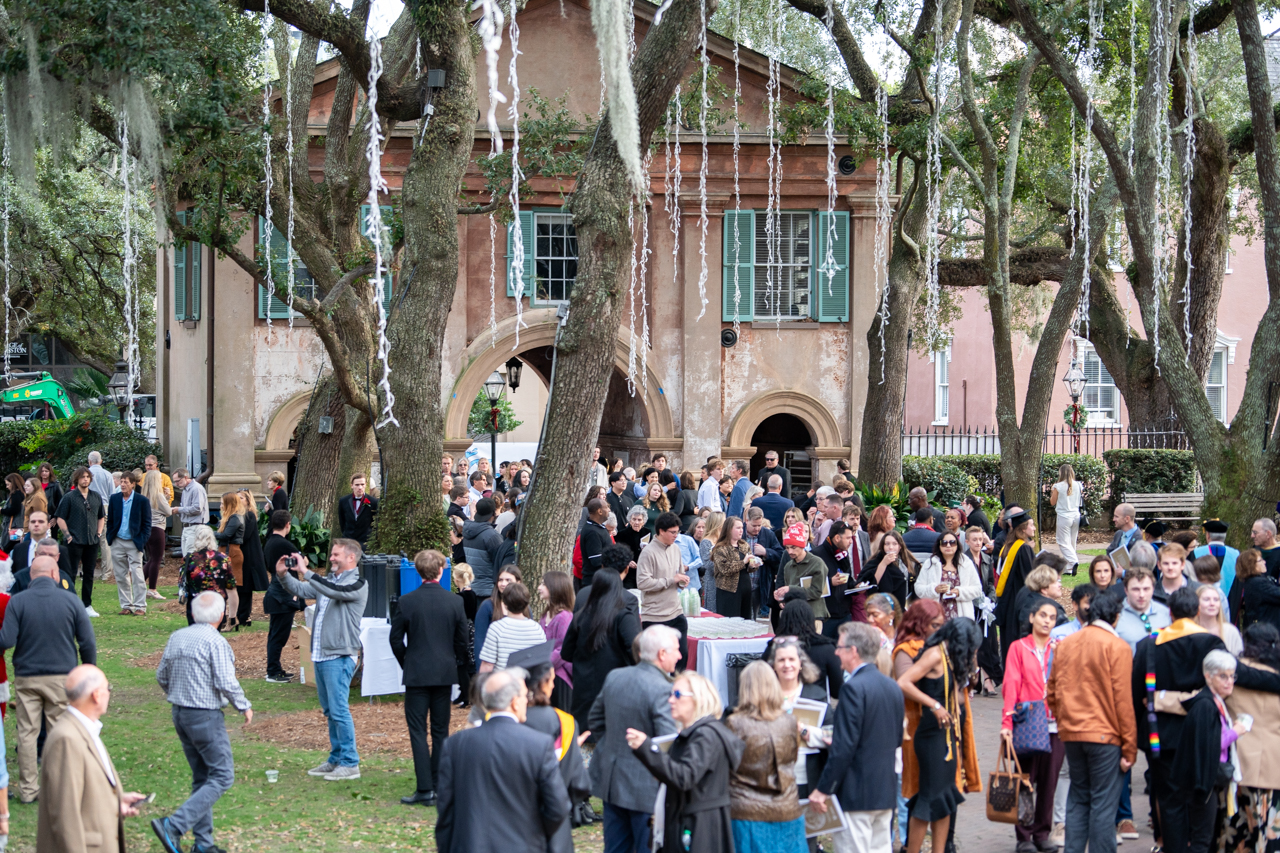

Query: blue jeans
left=315, top=656, right=359, bottom=767
left=603, top=801, right=651, bottom=853
left=1116, top=767, right=1133, bottom=821
left=169, top=707, right=235, bottom=851
left=897, top=772, right=908, bottom=844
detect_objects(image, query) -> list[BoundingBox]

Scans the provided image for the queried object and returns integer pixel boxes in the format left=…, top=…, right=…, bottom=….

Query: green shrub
left=901, top=457, right=980, bottom=507
left=1041, top=454, right=1108, bottom=523
left=0, top=420, right=42, bottom=478
left=933, top=455, right=1002, bottom=496
left=9, top=412, right=161, bottom=487
left=270, top=505, right=331, bottom=569
left=1102, top=449, right=1199, bottom=515
left=851, top=480, right=911, bottom=530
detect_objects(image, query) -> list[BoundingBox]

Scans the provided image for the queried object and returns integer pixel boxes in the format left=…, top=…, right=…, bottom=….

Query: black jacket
left=994, top=540, right=1035, bottom=641
left=337, top=492, right=378, bottom=545
left=815, top=663, right=904, bottom=811
left=436, top=715, right=571, bottom=853
left=633, top=716, right=745, bottom=853
left=10, top=534, right=71, bottom=577
left=967, top=507, right=991, bottom=537
left=261, top=533, right=302, bottom=615
left=579, top=521, right=613, bottom=587
left=1014, top=589, right=1069, bottom=637
left=1240, top=574, right=1280, bottom=633
left=858, top=553, right=909, bottom=609
left=755, top=465, right=792, bottom=500
left=1132, top=630, right=1226, bottom=752
left=605, top=490, right=634, bottom=527
left=764, top=633, right=845, bottom=701
left=270, top=487, right=289, bottom=514
left=239, top=511, right=270, bottom=592
left=524, top=705, right=591, bottom=853
left=815, top=538, right=854, bottom=621
left=106, top=491, right=152, bottom=552
left=0, top=576, right=96, bottom=676
left=10, top=566, right=76, bottom=595
left=0, top=490, right=22, bottom=532
left=390, top=581, right=469, bottom=686
left=1170, top=688, right=1229, bottom=798
left=561, top=593, right=642, bottom=733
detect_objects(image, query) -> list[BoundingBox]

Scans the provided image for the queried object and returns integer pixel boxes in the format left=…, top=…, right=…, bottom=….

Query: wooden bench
left=1121, top=492, right=1204, bottom=524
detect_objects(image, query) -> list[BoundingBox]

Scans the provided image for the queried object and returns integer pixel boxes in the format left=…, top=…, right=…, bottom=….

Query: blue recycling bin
left=400, top=557, right=424, bottom=596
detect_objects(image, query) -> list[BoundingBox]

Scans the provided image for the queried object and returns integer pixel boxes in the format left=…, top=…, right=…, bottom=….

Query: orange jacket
left=1046, top=623, right=1138, bottom=764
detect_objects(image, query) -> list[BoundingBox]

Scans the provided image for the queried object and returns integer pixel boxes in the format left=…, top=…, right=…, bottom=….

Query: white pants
left=1054, top=750, right=1071, bottom=824
left=111, top=539, right=145, bottom=611
left=1056, top=513, right=1080, bottom=569
left=181, top=524, right=202, bottom=557
left=834, top=809, right=893, bottom=853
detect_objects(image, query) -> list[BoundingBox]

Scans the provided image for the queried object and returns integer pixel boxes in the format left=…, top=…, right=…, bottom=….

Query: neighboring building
left=154, top=0, right=880, bottom=497
left=901, top=240, right=1259, bottom=452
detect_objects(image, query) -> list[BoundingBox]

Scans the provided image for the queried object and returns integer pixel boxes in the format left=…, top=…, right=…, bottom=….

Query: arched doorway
left=750, top=414, right=814, bottom=500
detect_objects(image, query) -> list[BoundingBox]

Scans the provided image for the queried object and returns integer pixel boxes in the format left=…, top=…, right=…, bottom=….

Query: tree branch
left=937, top=246, right=1071, bottom=287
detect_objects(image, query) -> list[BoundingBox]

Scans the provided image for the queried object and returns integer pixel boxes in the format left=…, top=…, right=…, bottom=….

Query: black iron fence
left=902, top=425, right=1192, bottom=459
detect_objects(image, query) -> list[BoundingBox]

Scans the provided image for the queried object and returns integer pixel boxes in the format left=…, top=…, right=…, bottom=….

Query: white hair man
left=151, top=592, right=251, bottom=853
left=1251, top=518, right=1280, bottom=578
left=588, top=626, right=680, bottom=853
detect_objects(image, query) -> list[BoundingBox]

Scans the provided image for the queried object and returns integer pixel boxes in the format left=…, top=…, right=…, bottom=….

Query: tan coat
left=1225, top=660, right=1280, bottom=790
left=37, top=711, right=124, bottom=853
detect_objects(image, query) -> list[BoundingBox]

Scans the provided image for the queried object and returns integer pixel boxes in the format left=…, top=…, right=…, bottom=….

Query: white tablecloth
left=359, top=618, right=404, bottom=697
left=693, top=636, right=772, bottom=702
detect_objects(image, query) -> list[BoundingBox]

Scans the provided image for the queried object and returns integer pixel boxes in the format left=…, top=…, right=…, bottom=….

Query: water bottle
left=681, top=828, right=691, bottom=851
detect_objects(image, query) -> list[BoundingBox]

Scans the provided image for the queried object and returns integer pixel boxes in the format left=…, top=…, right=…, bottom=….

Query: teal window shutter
left=722, top=210, right=754, bottom=322
left=816, top=210, right=849, bottom=322
left=258, top=216, right=293, bottom=319
left=190, top=237, right=202, bottom=321
left=506, top=210, right=536, bottom=297
left=174, top=211, right=187, bottom=321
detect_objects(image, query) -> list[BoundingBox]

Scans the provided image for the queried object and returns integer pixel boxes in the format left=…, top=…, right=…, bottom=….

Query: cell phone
left=143, top=792, right=156, bottom=804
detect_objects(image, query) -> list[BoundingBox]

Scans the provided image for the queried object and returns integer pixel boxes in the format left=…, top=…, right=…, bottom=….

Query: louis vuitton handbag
left=987, top=740, right=1035, bottom=825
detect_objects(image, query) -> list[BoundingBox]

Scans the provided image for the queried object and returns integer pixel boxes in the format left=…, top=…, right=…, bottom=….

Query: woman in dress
left=867, top=504, right=897, bottom=555
left=35, top=462, right=62, bottom=518
left=179, top=525, right=237, bottom=628
left=140, top=471, right=172, bottom=600
left=641, top=482, right=671, bottom=537
left=1195, top=581, right=1243, bottom=655
left=857, top=530, right=915, bottom=610
left=894, top=599, right=947, bottom=837
left=213, top=492, right=245, bottom=627
left=1224, top=623, right=1280, bottom=853
left=537, top=570, right=576, bottom=710
left=478, top=582, right=546, bottom=671
left=1049, top=463, right=1083, bottom=573
left=897, top=617, right=983, bottom=853
left=626, top=671, right=745, bottom=853
left=561, top=558, right=642, bottom=736
left=712, top=516, right=754, bottom=619
left=767, top=639, right=830, bottom=798
left=915, top=531, right=984, bottom=620
left=699, top=512, right=725, bottom=612
left=1001, top=599, right=1063, bottom=853
left=723, top=662, right=807, bottom=853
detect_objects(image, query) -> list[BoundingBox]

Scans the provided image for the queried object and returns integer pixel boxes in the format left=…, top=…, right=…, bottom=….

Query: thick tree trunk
left=291, top=376, right=345, bottom=521
left=371, top=0, right=475, bottom=556
left=516, top=0, right=716, bottom=590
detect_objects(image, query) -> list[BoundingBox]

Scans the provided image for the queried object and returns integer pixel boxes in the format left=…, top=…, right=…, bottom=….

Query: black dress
left=908, top=673, right=964, bottom=822
left=613, top=526, right=645, bottom=589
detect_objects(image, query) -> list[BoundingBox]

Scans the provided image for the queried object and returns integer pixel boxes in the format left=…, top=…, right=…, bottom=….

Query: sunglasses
left=940, top=540, right=959, bottom=547
left=670, top=689, right=689, bottom=699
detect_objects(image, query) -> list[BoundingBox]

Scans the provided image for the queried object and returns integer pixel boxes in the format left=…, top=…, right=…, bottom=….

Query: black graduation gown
left=524, top=705, right=591, bottom=853
left=1170, top=689, right=1228, bottom=800
left=994, top=541, right=1034, bottom=664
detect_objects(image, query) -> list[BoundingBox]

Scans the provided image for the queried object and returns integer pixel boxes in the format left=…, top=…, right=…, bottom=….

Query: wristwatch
left=932, top=702, right=942, bottom=711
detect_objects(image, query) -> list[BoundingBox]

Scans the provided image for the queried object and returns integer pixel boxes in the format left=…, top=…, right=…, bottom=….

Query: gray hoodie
left=280, top=568, right=369, bottom=659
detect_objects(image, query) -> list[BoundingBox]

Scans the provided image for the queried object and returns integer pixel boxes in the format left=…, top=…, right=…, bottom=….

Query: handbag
left=1010, top=700, right=1051, bottom=754
left=987, top=740, right=1036, bottom=826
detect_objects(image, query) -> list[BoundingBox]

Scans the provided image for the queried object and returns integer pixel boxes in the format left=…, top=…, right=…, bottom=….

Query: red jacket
left=1001, top=634, right=1057, bottom=730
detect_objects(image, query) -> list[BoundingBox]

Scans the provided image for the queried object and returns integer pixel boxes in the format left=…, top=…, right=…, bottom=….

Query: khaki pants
left=112, top=539, right=146, bottom=612
left=14, top=674, right=68, bottom=801
left=98, top=536, right=112, bottom=579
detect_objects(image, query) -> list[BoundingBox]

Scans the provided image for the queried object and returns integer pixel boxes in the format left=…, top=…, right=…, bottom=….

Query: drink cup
left=265, top=770, right=279, bottom=783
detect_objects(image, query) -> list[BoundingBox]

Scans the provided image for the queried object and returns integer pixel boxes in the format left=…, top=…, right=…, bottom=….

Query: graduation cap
left=1143, top=519, right=1168, bottom=539
left=506, top=639, right=555, bottom=673
left=1006, top=511, right=1032, bottom=529
left=1203, top=519, right=1229, bottom=535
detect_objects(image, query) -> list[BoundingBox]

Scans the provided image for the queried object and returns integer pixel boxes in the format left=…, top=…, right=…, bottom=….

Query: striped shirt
left=478, top=616, right=546, bottom=668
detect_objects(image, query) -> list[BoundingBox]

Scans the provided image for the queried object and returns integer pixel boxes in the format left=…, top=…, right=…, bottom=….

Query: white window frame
left=930, top=341, right=952, bottom=425
left=1224, top=249, right=1233, bottom=274
left=1207, top=330, right=1241, bottom=424
left=1075, top=338, right=1122, bottom=425
left=533, top=211, right=578, bottom=304
left=753, top=211, right=813, bottom=321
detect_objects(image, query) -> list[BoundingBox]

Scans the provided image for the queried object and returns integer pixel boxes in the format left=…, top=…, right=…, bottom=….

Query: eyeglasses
left=670, top=689, right=689, bottom=699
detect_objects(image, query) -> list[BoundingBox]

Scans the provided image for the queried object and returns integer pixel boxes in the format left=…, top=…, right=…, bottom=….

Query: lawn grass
left=2, top=582, right=605, bottom=852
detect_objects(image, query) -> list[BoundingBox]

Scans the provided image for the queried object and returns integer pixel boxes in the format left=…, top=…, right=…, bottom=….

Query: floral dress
left=180, top=549, right=237, bottom=602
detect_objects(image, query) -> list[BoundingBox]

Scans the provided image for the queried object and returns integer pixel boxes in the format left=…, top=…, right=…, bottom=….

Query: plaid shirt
left=155, top=624, right=251, bottom=712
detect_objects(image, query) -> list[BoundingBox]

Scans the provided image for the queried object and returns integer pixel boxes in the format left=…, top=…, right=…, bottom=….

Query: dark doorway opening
left=750, top=414, right=813, bottom=502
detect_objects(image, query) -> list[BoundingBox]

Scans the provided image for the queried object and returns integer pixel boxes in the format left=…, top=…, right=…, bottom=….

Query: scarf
left=995, top=539, right=1026, bottom=597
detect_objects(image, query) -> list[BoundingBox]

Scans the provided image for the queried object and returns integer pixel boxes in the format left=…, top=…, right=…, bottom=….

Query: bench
left=1121, top=492, right=1204, bottom=524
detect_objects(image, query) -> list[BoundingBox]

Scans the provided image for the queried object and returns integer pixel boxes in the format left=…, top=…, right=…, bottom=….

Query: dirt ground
left=244, top=703, right=474, bottom=759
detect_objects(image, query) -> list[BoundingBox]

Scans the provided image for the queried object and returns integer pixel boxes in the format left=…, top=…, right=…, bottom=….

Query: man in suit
left=811, top=622, right=905, bottom=853
left=436, top=668, right=570, bottom=853
left=1108, top=503, right=1141, bottom=555
left=10, top=511, right=69, bottom=577
left=106, top=470, right=152, bottom=616
left=755, top=450, right=792, bottom=499
left=902, top=507, right=943, bottom=565
left=753, top=475, right=795, bottom=532
left=390, top=549, right=468, bottom=807
left=262, top=510, right=302, bottom=683
left=589, top=625, right=681, bottom=853
left=336, top=472, right=378, bottom=546
left=10, top=535, right=75, bottom=595
left=37, top=664, right=147, bottom=851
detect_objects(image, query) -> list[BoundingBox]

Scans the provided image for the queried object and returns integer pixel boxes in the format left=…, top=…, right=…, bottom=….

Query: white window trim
left=1224, top=249, right=1233, bottom=274
left=1207, top=346, right=1228, bottom=424
left=1074, top=337, right=1122, bottom=426
left=1215, top=329, right=1240, bottom=364
left=930, top=342, right=951, bottom=426
left=533, top=211, right=577, bottom=305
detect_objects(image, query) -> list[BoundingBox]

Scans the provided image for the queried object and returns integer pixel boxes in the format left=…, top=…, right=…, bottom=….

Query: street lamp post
left=483, top=370, right=507, bottom=481
left=1063, top=359, right=1087, bottom=454
left=107, top=358, right=132, bottom=427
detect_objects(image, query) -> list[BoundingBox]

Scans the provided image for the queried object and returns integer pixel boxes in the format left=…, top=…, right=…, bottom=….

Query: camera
left=284, top=555, right=298, bottom=569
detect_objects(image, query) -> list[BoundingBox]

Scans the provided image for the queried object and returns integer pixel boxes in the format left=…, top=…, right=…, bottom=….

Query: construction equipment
left=2, top=372, right=76, bottom=419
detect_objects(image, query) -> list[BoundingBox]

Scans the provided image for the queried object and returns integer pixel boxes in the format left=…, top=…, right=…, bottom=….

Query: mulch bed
left=245, top=703, right=474, bottom=759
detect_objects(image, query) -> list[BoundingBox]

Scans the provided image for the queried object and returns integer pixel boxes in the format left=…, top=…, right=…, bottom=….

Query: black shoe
left=151, top=817, right=185, bottom=853
left=194, top=846, right=228, bottom=853
left=265, top=673, right=293, bottom=684
left=401, top=790, right=437, bottom=806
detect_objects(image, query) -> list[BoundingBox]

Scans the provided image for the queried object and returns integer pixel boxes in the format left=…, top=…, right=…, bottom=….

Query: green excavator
left=1, top=371, right=76, bottom=419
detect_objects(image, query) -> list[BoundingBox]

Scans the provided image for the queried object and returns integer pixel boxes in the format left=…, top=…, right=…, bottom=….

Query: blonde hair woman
left=21, top=477, right=46, bottom=530
left=641, top=481, right=670, bottom=536
left=140, top=471, right=172, bottom=599
left=213, top=492, right=246, bottom=629
left=1050, top=462, right=1082, bottom=571
left=626, top=669, right=741, bottom=853
left=700, top=511, right=727, bottom=611
left=724, top=661, right=806, bottom=852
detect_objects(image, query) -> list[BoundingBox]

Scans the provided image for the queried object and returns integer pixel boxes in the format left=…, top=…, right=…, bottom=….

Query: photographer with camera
left=262, top=511, right=304, bottom=684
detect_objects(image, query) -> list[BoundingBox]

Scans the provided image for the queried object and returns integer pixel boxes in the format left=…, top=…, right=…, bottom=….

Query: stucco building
left=155, top=0, right=883, bottom=496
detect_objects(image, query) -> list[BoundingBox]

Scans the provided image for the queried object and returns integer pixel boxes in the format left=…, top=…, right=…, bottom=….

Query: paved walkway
left=953, top=691, right=1155, bottom=851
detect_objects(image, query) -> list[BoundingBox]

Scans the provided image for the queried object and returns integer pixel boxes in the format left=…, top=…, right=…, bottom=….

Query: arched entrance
left=723, top=390, right=849, bottom=486
left=750, top=414, right=813, bottom=500
left=258, top=390, right=313, bottom=490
